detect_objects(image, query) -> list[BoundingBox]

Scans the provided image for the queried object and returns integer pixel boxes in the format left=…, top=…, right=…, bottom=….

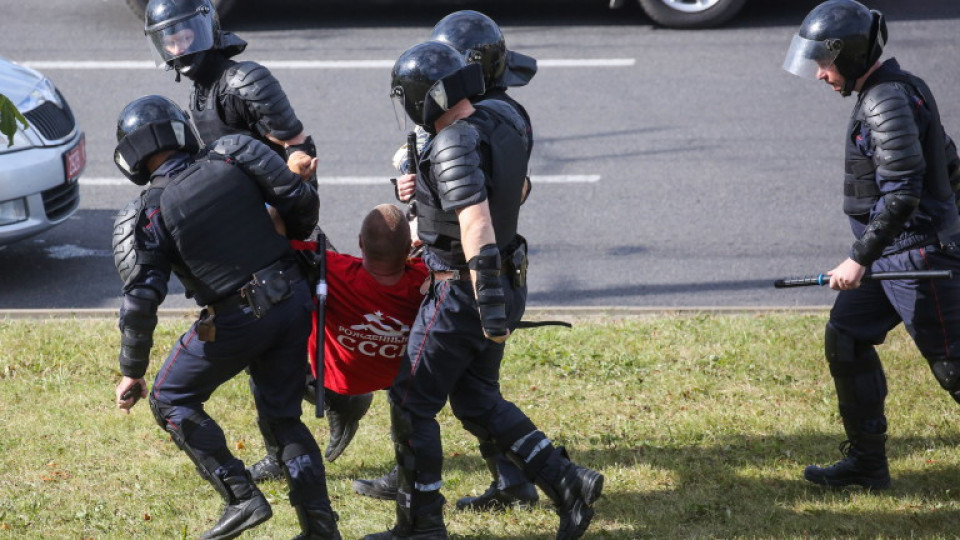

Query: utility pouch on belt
left=507, top=236, right=528, bottom=288
left=197, top=308, right=216, bottom=342
left=240, top=261, right=294, bottom=319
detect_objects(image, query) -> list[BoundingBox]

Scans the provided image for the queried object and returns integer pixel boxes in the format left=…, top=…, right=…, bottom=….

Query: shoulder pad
left=429, top=121, right=487, bottom=207
left=224, top=61, right=303, bottom=141
left=208, top=133, right=294, bottom=184
left=862, top=83, right=924, bottom=178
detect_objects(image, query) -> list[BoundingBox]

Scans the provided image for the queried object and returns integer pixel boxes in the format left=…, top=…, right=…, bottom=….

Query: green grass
left=2, top=313, right=960, bottom=539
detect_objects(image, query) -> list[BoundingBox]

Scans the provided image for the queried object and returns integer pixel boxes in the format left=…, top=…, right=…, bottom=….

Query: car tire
left=637, top=0, right=747, bottom=28
left=124, top=0, right=238, bottom=21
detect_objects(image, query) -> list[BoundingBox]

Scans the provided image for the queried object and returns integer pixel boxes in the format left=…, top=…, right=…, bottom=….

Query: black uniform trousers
left=830, top=245, right=960, bottom=357
left=388, top=273, right=529, bottom=506
left=151, top=280, right=329, bottom=495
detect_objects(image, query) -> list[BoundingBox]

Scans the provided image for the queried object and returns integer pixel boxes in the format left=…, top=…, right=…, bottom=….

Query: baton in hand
left=314, top=232, right=327, bottom=418
left=774, top=270, right=954, bottom=288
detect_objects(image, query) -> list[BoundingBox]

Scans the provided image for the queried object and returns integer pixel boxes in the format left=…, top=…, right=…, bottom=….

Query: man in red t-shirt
left=249, top=204, right=427, bottom=479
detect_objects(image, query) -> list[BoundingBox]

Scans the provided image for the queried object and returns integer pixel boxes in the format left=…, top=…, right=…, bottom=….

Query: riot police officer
left=111, top=95, right=339, bottom=539
left=144, top=0, right=316, bottom=163
left=363, top=41, right=603, bottom=540
left=783, top=0, right=960, bottom=489
left=356, top=10, right=539, bottom=512
left=144, top=0, right=323, bottom=482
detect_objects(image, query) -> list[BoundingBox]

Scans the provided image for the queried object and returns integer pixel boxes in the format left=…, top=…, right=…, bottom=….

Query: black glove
left=469, top=244, right=507, bottom=338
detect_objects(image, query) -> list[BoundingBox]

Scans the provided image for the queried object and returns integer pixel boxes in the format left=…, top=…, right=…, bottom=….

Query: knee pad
left=926, top=356, right=960, bottom=404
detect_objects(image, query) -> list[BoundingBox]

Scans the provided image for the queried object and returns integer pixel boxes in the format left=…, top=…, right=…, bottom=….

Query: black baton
left=314, top=232, right=327, bottom=418
left=774, top=270, right=954, bottom=288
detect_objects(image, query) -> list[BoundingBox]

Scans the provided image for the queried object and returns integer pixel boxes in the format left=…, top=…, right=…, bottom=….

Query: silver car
left=0, top=56, right=85, bottom=247
left=124, top=0, right=747, bottom=29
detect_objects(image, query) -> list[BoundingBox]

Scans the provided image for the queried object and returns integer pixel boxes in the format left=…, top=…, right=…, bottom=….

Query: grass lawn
left=2, top=313, right=960, bottom=539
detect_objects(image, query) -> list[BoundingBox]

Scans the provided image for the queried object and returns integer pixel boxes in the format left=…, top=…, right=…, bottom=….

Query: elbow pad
left=227, top=61, right=304, bottom=141
left=469, top=244, right=507, bottom=338
left=117, top=288, right=161, bottom=379
left=851, top=191, right=920, bottom=265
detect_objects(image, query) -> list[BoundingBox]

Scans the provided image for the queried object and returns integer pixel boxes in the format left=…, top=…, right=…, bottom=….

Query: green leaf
left=0, top=93, right=29, bottom=148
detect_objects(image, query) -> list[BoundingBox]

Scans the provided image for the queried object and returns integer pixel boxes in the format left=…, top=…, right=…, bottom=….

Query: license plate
left=63, top=134, right=86, bottom=184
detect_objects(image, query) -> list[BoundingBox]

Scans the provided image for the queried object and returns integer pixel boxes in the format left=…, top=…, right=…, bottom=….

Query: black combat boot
left=353, top=465, right=399, bottom=500
left=804, top=434, right=890, bottom=489
left=291, top=505, right=341, bottom=540
left=456, top=480, right=539, bottom=511
left=456, top=454, right=538, bottom=511
left=362, top=505, right=449, bottom=540
left=534, top=447, right=604, bottom=540
left=200, top=472, right=273, bottom=540
left=247, top=454, right=284, bottom=482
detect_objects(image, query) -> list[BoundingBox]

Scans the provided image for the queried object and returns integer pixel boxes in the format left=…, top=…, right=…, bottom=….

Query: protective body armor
left=160, top=158, right=291, bottom=305
left=476, top=89, right=533, bottom=158
left=190, top=55, right=303, bottom=156
left=843, top=58, right=960, bottom=263
left=415, top=101, right=529, bottom=268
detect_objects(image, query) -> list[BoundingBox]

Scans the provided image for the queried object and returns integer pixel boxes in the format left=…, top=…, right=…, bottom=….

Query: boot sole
left=803, top=469, right=891, bottom=490
left=201, top=503, right=273, bottom=540
left=455, top=495, right=539, bottom=512
left=352, top=480, right=397, bottom=501
left=582, top=471, right=604, bottom=506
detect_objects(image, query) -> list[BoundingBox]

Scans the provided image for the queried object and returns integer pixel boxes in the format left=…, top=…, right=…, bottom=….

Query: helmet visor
left=146, top=12, right=216, bottom=67
left=782, top=33, right=841, bottom=80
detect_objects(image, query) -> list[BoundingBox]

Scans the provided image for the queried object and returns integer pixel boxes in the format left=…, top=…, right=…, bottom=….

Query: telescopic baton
left=774, top=270, right=954, bottom=288
left=314, top=232, right=327, bottom=418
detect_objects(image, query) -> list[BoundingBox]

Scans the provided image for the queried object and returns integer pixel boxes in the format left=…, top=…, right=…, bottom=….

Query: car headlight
left=20, top=77, right=61, bottom=111
left=0, top=198, right=28, bottom=225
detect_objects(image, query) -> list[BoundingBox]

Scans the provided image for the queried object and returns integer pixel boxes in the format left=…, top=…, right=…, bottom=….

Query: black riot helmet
left=145, top=0, right=220, bottom=76
left=431, top=11, right=507, bottom=86
left=114, top=95, right=200, bottom=186
left=390, top=40, right=485, bottom=132
left=783, top=0, right=887, bottom=96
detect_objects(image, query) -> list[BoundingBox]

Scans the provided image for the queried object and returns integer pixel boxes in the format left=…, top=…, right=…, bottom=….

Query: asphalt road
left=1, top=0, right=959, bottom=309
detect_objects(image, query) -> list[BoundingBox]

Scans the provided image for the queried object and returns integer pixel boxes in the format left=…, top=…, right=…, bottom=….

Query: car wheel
left=637, top=0, right=747, bottom=28
left=124, top=0, right=238, bottom=20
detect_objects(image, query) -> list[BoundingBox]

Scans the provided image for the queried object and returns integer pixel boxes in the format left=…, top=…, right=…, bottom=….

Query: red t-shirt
left=307, top=252, right=428, bottom=395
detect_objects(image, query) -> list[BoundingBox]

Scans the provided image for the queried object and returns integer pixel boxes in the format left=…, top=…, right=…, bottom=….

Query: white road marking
left=22, top=59, right=635, bottom=70
left=82, top=175, right=601, bottom=186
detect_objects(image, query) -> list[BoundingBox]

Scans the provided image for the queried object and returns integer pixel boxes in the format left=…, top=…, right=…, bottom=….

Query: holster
left=504, top=235, right=528, bottom=288
left=239, top=259, right=300, bottom=318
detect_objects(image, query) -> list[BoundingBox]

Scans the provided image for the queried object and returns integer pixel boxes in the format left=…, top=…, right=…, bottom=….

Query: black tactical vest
left=843, top=60, right=960, bottom=245
left=189, top=58, right=285, bottom=157
left=160, top=157, right=291, bottom=304
left=416, top=102, right=529, bottom=267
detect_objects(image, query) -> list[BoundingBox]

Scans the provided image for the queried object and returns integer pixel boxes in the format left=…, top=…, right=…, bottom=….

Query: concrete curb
left=0, top=306, right=831, bottom=319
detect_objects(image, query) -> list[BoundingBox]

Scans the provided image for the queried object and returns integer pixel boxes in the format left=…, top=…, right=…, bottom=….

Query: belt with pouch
left=209, top=259, right=305, bottom=315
